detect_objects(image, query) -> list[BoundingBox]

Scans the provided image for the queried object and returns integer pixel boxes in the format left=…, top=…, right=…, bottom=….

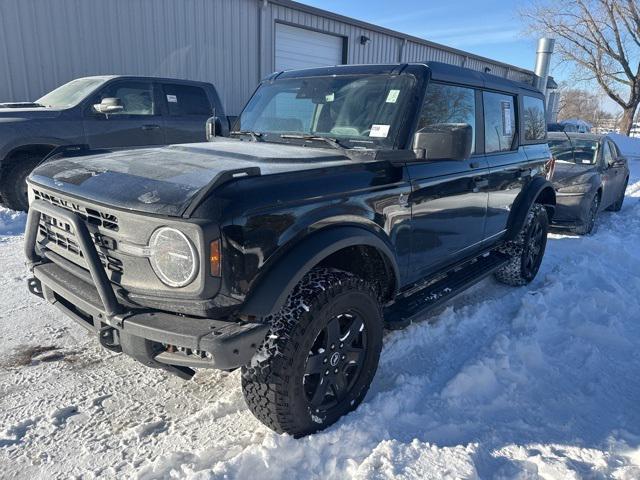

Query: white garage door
left=275, top=24, right=344, bottom=71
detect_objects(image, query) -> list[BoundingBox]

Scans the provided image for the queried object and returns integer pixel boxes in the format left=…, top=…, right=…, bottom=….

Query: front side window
left=237, top=74, right=416, bottom=148
left=484, top=91, right=516, bottom=153
left=523, top=96, right=546, bottom=141
left=602, top=141, right=614, bottom=166
left=418, top=83, right=476, bottom=154
left=97, top=81, right=154, bottom=116
left=163, top=84, right=211, bottom=116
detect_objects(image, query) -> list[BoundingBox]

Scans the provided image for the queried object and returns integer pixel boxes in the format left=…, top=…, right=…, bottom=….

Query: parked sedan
left=548, top=132, right=629, bottom=234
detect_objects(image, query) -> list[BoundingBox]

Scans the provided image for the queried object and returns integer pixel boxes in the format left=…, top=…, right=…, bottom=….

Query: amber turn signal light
left=209, top=239, right=221, bottom=276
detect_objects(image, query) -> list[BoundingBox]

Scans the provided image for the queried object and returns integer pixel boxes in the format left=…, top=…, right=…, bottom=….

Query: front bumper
left=25, top=200, right=268, bottom=376
left=551, top=192, right=592, bottom=229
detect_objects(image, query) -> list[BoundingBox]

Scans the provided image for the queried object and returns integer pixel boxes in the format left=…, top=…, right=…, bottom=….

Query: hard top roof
left=272, top=61, right=543, bottom=97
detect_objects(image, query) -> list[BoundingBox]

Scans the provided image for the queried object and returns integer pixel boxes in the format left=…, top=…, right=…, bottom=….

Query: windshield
left=236, top=74, right=416, bottom=148
left=37, top=77, right=107, bottom=108
left=549, top=138, right=599, bottom=165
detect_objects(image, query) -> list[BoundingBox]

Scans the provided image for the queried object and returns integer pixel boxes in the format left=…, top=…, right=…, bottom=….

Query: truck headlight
left=149, top=227, right=198, bottom=287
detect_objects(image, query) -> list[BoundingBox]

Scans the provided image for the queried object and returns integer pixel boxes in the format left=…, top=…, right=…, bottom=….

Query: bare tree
left=524, top=0, right=640, bottom=135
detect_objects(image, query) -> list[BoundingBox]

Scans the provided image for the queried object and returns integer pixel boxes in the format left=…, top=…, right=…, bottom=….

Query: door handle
left=469, top=161, right=481, bottom=169
left=141, top=124, right=160, bottom=131
left=474, top=178, right=489, bottom=188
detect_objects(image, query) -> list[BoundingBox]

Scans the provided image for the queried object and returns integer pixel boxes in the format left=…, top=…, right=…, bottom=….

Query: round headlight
left=149, top=227, right=198, bottom=287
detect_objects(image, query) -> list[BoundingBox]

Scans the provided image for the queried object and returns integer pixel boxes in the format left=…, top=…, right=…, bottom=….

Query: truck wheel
left=0, top=154, right=41, bottom=211
left=241, top=268, right=383, bottom=437
left=495, top=203, right=548, bottom=287
left=607, top=177, right=628, bottom=212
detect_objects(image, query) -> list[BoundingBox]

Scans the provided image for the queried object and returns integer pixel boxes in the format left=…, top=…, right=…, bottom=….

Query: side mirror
left=412, top=123, right=473, bottom=161
left=206, top=115, right=225, bottom=141
left=93, top=97, right=124, bottom=114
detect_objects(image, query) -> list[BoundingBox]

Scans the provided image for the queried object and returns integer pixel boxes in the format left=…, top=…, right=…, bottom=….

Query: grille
left=37, top=210, right=123, bottom=275
left=32, top=188, right=119, bottom=231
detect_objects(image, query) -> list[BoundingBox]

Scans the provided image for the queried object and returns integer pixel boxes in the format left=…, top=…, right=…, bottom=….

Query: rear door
left=407, top=82, right=489, bottom=281
left=482, top=91, right=529, bottom=240
left=160, top=83, right=213, bottom=144
left=83, top=80, right=165, bottom=148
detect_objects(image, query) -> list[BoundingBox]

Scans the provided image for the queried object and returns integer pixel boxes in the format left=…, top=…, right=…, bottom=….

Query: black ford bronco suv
left=0, top=75, right=228, bottom=212
left=25, top=62, right=555, bottom=437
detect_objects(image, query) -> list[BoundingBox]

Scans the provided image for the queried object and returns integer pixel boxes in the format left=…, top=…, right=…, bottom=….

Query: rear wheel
left=495, top=203, right=548, bottom=286
left=0, top=153, right=43, bottom=211
left=576, top=193, right=600, bottom=235
left=607, top=178, right=628, bottom=212
left=241, top=268, right=383, bottom=437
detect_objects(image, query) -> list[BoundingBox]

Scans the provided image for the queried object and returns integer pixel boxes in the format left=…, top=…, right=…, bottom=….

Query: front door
left=83, top=80, right=165, bottom=149
left=407, top=82, right=488, bottom=282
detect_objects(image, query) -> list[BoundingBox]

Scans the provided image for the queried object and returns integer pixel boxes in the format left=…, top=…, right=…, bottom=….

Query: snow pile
left=0, top=207, right=25, bottom=236
left=1, top=167, right=640, bottom=478
left=608, top=133, right=640, bottom=160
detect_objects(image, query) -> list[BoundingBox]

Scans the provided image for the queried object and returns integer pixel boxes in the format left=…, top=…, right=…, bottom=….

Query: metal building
left=1, top=0, right=538, bottom=115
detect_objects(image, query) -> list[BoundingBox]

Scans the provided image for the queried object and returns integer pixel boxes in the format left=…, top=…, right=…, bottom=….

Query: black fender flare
left=505, top=177, right=556, bottom=241
left=238, top=226, right=400, bottom=318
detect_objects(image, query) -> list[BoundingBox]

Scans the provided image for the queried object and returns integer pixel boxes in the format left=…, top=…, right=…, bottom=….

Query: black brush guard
left=25, top=199, right=268, bottom=377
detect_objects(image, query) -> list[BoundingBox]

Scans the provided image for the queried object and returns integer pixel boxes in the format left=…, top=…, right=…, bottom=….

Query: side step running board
left=383, top=251, right=509, bottom=330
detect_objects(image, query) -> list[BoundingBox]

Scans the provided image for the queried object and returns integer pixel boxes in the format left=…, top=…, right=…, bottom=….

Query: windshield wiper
left=279, top=134, right=353, bottom=156
left=230, top=130, right=263, bottom=142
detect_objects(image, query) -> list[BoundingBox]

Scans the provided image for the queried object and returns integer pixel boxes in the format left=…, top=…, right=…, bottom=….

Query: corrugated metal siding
left=0, top=0, right=261, bottom=115
left=0, top=0, right=535, bottom=115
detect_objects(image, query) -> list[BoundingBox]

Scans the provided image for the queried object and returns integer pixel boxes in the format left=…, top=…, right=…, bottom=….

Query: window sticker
left=325, top=92, right=335, bottom=102
left=370, top=124, right=390, bottom=138
left=501, top=101, right=512, bottom=136
left=166, top=94, right=178, bottom=103
left=386, top=89, right=400, bottom=103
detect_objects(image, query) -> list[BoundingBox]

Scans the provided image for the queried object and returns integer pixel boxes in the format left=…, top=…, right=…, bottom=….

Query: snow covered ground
left=1, top=154, right=640, bottom=479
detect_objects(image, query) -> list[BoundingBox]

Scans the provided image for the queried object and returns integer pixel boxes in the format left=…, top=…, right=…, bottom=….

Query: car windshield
left=37, top=77, right=107, bottom=108
left=549, top=138, right=599, bottom=165
left=236, top=74, right=416, bottom=149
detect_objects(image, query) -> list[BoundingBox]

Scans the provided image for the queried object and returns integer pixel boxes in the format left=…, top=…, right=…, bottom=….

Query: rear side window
left=523, top=96, right=546, bottom=141
left=162, top=84, right=211, bottom=116
left=483, top=91, right=516, bottom=153
left=419, top=83, right=476, bottom=153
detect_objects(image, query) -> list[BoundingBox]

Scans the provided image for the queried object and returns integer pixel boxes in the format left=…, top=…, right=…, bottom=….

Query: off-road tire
left=607, top=177, right=628, bottom=212
left=0, top=154, right=42, bottom=211
left=494, top=203, right=548, bottom=286
left=241, top=268, right=383, bottom=437
left=575, top=193, right=600, bottom=235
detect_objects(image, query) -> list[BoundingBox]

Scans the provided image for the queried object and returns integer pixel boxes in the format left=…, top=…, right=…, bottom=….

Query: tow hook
left=27, top=277, right=43, bottom=298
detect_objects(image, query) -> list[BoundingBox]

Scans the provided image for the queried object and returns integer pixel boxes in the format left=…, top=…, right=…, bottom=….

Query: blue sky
left=301, top=0, right=540, bottom=71
left=300, top=0, right=622, bottom=114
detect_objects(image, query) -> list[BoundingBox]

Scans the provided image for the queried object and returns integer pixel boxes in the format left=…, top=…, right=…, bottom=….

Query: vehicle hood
left=28, top=139, right=353, bottom=216
left=552, top=162, right=598, bottom=187
left=0, top=107, right=64, bottom=120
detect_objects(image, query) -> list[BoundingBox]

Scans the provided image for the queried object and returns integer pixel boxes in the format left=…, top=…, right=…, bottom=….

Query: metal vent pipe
left=534, top=38, right=555, bottom=93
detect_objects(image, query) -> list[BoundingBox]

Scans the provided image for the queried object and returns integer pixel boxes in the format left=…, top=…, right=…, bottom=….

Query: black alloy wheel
left=304, top=311, right=367, bottom=411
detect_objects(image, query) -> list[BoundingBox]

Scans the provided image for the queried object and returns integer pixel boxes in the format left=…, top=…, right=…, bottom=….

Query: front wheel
left=495, top=203, right=549, bottom=286
left=575, top=193, right=600, bottom=235
left=241, top=268, right=383, bottom=437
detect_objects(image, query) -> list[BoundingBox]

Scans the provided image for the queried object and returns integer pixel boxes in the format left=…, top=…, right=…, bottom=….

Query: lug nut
left=323, top=358, right=327, bottom=364
left=334, top=368, right=338, bottom=373
left=340, top=343, right=344, bottom=348
left=325, top=370, right=329, bottom=375
left=341, top=355, right=346, bottom=360
left=330, top=344, right=335, bottom=350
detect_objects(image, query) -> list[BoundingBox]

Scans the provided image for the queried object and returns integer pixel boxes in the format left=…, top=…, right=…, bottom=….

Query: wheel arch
left=0, top=142, right=59, bottom=179
left=238, top=226, right=400, bottom=319
left=505, top=177, right=556, bottom=241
